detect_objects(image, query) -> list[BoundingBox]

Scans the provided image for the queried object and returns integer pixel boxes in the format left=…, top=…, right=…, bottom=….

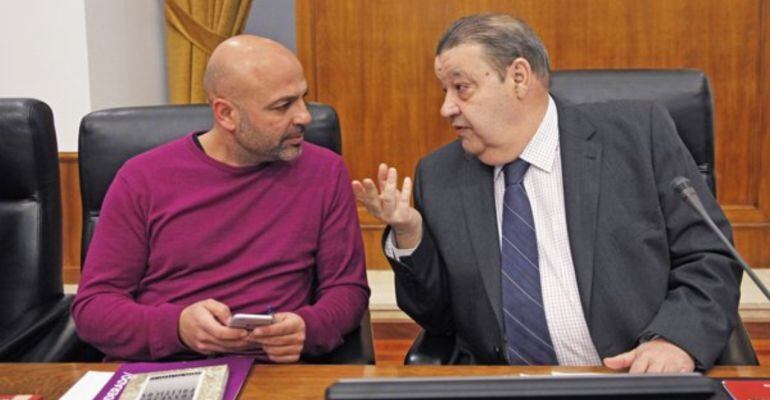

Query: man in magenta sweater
left=72, top=35, right=370, bottom=362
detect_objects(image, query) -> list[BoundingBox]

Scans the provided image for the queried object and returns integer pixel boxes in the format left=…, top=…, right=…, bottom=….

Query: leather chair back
left=550, top=69, right=715, bottom=193
left=0, top=98, right=76, bottom=362
left=0, top=98, right=64, bottom=324
left=78, top=102, right=374, bottom=364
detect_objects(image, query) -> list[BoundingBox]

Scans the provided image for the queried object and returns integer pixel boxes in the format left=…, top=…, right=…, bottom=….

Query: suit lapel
left=557, top=100, right=603, bottom=320
left=460, top=155, right=504, bottom=333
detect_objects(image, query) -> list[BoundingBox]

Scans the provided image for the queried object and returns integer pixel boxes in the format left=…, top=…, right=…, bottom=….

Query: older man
left=73, top=35, right=369, bottom=362
left=354, top=14, right=740, bottom=372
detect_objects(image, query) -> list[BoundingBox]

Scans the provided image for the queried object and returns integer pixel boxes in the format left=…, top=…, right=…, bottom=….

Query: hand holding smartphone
left=228, top=313, right=275, bottom=330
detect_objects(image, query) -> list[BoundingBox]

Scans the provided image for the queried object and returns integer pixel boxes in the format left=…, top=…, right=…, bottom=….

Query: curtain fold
left=165, top=0, right=253, bottom=104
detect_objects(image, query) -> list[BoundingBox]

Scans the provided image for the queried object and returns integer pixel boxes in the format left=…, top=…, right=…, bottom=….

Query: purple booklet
left=93, top=356, right=254, bottom=400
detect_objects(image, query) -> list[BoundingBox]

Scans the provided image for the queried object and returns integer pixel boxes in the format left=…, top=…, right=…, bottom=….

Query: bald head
left=204, top=35, right=302, bottom=102
left=199, top=35, right=311, bottom=166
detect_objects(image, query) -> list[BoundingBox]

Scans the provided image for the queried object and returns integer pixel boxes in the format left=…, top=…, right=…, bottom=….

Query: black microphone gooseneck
left=671, top=176, right=770, bottom=301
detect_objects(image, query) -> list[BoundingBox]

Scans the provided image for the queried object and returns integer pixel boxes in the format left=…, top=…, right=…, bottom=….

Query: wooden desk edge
left=1, top=363, right=767, bottom=399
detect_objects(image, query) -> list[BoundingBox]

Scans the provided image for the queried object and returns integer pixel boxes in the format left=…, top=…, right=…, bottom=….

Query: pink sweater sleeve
left=294, top=161, right=370, bottom=355
left=72, top=172, right=187, bottom=360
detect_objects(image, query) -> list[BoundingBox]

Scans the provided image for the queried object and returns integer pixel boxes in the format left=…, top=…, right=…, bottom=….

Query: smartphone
left=228, top=313, right=275, bottom=330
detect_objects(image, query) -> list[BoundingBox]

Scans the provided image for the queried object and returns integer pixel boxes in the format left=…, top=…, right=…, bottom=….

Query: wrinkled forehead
left=434, top=44, right=492, bottom=82
left=249, top=59, right=307, bottom=101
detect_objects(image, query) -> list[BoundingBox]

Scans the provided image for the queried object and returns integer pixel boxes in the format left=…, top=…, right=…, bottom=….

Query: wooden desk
left=1, top=364, right=768, bottom=399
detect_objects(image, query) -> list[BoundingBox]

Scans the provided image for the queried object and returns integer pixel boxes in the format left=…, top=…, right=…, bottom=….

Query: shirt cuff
left=147, top=303, right=187, bottom=359
left=294, top=306, right=341, bottom=355
left=638, top=332, right=661, bottom=344
left=384, top=230, right=417, bottom=260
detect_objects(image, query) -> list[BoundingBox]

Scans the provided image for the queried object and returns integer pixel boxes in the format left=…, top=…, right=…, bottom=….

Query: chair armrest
left=303, top=310, right=375, bottom=365
left=0, top=295, right=72, bottom=360
left=404, top=330, right=455, bottom=365
left=24, top=314, right=105, bottom=362
left=715, top=320, right=758, bottom=366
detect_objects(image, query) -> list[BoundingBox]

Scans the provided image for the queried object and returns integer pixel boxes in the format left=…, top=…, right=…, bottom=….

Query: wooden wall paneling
left=358, top=208, right=388, bottom=269
left=298, top=0, right=770, bottom=268
left=757, top=0, right=770, bottom=222
left=296, top=0, right=317, bottom=100
left=59, top=153, right=81, bottom=284
left=731, top=0, right=770, bottom=267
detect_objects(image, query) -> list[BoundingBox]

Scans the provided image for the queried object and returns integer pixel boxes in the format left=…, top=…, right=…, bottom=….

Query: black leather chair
left=0, top=98, right=75, bottom=361
left=72, top=102, right=374, bottom=364
left=406, top=69, right=758, bottom=366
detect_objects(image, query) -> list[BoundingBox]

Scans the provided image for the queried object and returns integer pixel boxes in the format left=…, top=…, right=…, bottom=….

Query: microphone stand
left=672, top=176, right=770, bottom=301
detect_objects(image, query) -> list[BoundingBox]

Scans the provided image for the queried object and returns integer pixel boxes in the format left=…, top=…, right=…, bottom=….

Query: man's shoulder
left=558, top=99, right=669, bottom=149
left=292, top=142, right=349, bottom=184
left=119, top=133, right=192, bottom=177
left=299, top=141, right=344, bottom=167
left=563, top=99, right=660, bottom=126
left=126, top=133, right=192, bottom=167
left=294, top=142, right=347, bottom=178
left=420, top=140, right=466, bottom=170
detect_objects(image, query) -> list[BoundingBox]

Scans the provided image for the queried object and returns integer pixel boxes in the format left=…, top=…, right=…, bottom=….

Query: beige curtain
left=165, top=0, right=253, bottom=104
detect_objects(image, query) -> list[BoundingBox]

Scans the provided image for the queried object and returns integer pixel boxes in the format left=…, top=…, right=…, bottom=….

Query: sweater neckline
left=184, top=131, right=289, bottom=175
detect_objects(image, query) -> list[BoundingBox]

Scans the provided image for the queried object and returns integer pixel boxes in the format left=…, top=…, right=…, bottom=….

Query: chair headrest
left=0, top=98, right=59, bottom=199
left=550, top=69, right=713, bottom=170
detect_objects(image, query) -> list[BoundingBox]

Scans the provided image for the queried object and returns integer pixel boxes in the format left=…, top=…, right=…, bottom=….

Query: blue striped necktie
left=501, top=159, right=557, bottom=365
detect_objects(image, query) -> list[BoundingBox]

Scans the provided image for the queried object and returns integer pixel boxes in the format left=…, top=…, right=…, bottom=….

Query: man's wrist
left=392, top=218, right=423, bottom=249
left=638, top=332, right=660, bottom=344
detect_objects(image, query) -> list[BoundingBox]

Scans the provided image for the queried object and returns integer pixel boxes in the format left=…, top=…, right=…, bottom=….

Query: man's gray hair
left=436, top=13, right=550, bottom=86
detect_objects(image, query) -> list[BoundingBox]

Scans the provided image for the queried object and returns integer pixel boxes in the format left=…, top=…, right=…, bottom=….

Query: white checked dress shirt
left=388, top=96, right=601, bottom=365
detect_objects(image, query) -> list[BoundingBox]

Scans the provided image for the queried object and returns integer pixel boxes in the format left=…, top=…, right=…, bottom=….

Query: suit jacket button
left=494, top=346, right=501, bottom=354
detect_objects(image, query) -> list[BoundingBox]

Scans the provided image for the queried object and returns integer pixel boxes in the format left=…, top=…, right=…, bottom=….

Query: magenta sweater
left=72, top=134, right=370, bottom=361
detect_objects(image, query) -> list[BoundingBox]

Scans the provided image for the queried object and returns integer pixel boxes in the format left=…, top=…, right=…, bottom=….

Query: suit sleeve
left=641, top=102, right=742, bottom=369
left=383, top=160, right=455, bottom=334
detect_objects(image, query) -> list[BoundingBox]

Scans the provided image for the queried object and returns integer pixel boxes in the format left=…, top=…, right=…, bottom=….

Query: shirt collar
left=494, top=95, right=560, bottom=179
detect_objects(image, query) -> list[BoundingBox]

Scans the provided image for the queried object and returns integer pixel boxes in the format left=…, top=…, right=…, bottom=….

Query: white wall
left=0, top=1, right=92, bottom=151
left=84, top=0, right=167, bottom=112
left=244, top=0, right=296, bottom=52
left=0, top=0, right=167, bottom=152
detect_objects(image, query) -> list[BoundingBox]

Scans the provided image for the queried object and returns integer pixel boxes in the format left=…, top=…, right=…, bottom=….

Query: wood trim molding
left=296, top=0, right=318, bottom=101
left=59, top=152, right=82, bottom=283
left=757, top=0, right=770, bottom=226
left=725, top=206, right=769, bottom=224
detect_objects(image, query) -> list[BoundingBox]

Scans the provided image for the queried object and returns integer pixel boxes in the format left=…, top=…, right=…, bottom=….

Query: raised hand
left=352, top=163, right=423, bottom=248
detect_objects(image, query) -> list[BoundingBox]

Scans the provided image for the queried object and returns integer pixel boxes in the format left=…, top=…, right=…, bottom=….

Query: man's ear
left=211, top=98, right=238, bottom=132
left=508, top=57, right=532, bottom=99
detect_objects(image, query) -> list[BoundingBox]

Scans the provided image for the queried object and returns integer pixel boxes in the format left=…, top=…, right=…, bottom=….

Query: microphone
left=671, top=176, right=770, bottom=301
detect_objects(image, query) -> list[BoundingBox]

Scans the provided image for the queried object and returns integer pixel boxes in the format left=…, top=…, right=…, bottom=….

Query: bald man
left=73, top=36, right=370, bottom=362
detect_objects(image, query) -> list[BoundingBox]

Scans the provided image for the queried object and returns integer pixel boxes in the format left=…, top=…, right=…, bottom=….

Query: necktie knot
left=504, top=159, right=530, bottom=187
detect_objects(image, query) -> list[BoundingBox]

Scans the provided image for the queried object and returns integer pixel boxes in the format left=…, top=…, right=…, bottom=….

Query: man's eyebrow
left=447, top=70, right=474, bottom=81
left=270, top=90, right=307, bottom=105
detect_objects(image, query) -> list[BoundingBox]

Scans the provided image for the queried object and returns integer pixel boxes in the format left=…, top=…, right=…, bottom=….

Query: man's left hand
left=603, top=338, right=695, bottom=373
left=247, top=312, right=306, bottom=363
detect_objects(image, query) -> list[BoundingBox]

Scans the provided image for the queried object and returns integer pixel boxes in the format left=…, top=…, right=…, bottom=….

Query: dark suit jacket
left=387, top=99, right=741, bottom=369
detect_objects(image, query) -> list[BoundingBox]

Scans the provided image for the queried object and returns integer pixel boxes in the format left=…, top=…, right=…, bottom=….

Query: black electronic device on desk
left=326, top=373, right=716, bottom=400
